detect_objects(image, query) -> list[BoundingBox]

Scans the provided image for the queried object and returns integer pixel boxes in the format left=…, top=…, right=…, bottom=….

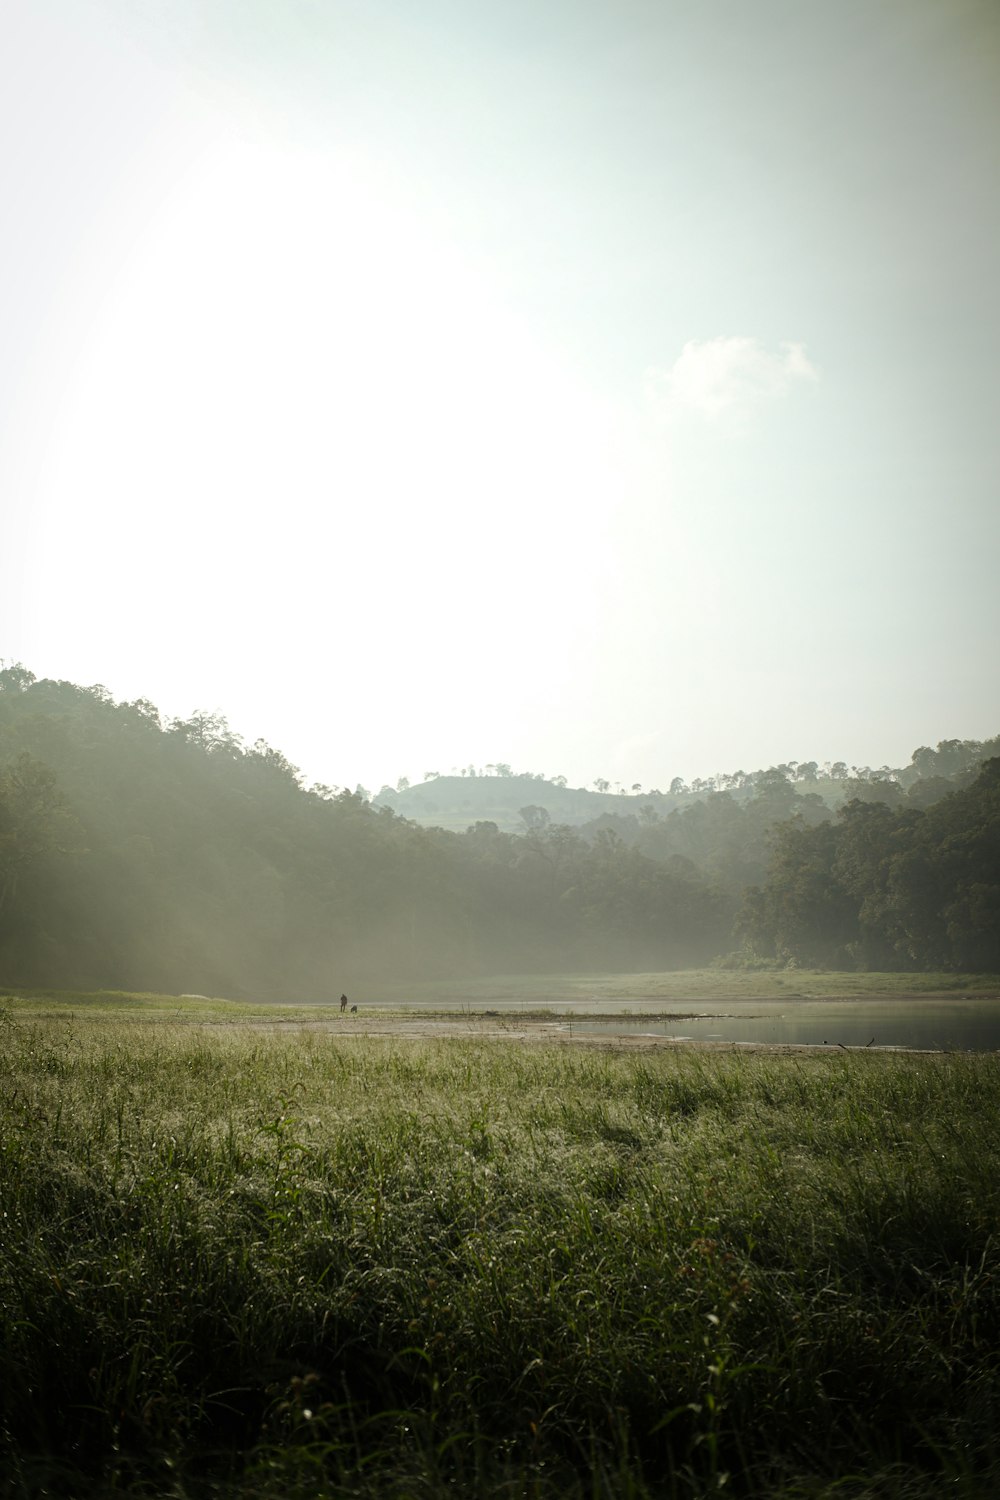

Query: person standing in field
left=340, top=993, right=348, bottom=1014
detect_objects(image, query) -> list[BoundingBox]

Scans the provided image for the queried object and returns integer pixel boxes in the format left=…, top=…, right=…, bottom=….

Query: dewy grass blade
left=1, top=1010, right=999, bottom=1495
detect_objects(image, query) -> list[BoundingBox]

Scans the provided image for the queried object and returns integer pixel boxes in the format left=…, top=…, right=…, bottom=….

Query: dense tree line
left=736, top=759, right=1000, bottom=971
left=0, top=670, right=726, bottom=996
left=1, top=666, right=996, bottom=992
left=574, top=746, right=998, bottom=907
left=378, top=736, right=1000, bottom=835
left=580, top=771, right=831, bottom=897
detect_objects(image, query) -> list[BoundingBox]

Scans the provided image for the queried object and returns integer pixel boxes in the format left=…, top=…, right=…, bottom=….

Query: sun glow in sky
left=3, top=0, right=998, bottom=792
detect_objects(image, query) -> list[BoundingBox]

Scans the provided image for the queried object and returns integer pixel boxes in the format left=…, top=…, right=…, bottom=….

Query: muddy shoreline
left=227, top=1012, right=946, bottom=1053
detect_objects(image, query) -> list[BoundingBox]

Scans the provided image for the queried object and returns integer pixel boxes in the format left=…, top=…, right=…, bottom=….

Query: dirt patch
left=230, top=1013, right=923, bottom=1053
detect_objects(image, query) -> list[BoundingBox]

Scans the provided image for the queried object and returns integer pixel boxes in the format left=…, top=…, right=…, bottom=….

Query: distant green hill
left=372, top=737, right=1000, bottom=834
left=372, top=774, right=669, bottom=832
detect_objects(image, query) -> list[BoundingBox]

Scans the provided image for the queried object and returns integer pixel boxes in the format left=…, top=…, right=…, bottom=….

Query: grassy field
left=2, top=994, right=1000, bottom=1497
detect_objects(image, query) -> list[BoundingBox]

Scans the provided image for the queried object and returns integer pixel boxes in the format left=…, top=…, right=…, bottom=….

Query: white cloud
left=646, top=337, right=819, bottom=423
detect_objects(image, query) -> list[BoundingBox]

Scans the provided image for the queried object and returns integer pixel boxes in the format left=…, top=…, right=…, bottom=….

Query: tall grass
left=2, top=1005, right=999, bottom=1496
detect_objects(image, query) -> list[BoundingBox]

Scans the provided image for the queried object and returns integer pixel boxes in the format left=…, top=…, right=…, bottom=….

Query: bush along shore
left=2, top=1008, right=999, bottom=1497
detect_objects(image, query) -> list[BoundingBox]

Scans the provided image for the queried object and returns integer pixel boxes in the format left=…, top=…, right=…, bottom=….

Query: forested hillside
left=375, top=738, right=999, bottom=832
left=0, top=669, right=726, bottom=995
left=0, top=665, right=996, bottom=995
left=737, top=759, right=1000, bottom=971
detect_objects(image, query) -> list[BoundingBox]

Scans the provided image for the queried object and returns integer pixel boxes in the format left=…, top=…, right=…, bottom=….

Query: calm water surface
left=568, top=1000, right=1000, bottom=1052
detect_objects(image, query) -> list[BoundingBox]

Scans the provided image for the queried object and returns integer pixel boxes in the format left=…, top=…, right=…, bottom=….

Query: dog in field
left=350, top=1005, right=358, bottom=1014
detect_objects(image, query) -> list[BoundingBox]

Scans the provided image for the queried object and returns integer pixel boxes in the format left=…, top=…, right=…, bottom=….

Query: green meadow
left=2, top=994, right=999, bottom=1497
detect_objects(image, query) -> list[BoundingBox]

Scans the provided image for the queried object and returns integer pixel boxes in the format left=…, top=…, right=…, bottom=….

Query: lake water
left=564, top=1000, right=1000, bottom=1052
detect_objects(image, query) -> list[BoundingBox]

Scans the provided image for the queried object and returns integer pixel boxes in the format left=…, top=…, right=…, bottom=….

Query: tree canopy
left=737, top=759, right=1000, bottom=972
left=0, top=671, right=725, bottom=995
left=1, top=666, right=995, bottom=994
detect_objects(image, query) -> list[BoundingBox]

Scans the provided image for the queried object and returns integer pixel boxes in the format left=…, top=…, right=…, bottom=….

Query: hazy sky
left=3, top=0, right=998, bottom=793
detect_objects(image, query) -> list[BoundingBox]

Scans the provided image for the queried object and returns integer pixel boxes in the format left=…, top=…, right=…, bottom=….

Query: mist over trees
left=737, top=760, right=1000, bottom=971
left=374, top=740, right=999, bottom=833
left=0, top=670, right=724, bottom=995
left=0, top=664, right=996, bottom=997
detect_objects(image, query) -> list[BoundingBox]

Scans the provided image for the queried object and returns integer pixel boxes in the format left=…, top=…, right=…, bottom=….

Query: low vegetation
left=3, top=1001, right=999, bottom=1497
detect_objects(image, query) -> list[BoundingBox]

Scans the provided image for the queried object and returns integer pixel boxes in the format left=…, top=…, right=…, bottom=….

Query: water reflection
left=571, top=1000, right=1000, bottom=1052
